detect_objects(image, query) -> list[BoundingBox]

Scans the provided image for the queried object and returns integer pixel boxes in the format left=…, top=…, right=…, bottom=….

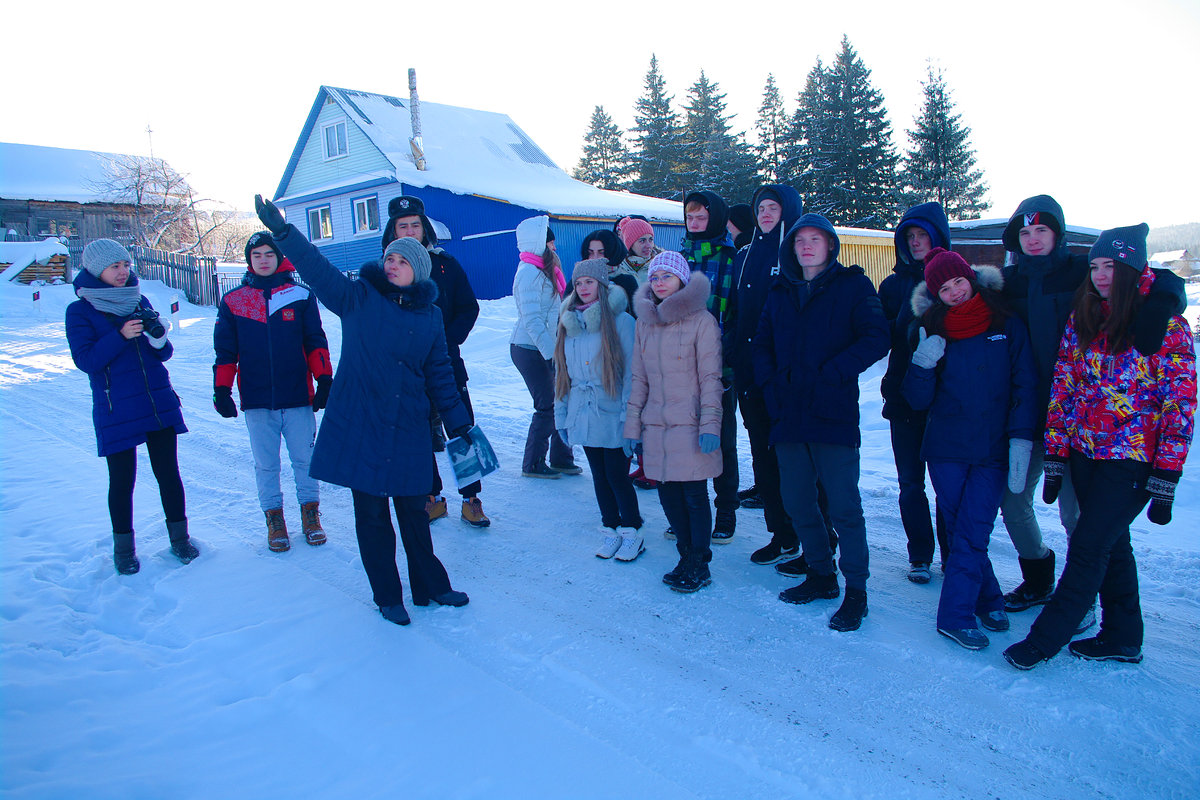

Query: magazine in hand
left=446, top=425, right=499, bottom=489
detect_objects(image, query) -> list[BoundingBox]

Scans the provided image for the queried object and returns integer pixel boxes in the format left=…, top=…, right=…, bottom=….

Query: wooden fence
left=64, top=238, right=219, bottom=306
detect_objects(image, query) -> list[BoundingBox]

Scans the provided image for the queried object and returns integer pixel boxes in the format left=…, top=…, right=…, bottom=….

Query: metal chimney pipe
left=408, top=68, right=427, bottom=171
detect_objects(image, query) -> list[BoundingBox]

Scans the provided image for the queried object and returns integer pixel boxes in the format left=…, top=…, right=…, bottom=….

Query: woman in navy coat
left=256, top=196, right=472, bottom=626
left=66, top=239, right=199, bottom=574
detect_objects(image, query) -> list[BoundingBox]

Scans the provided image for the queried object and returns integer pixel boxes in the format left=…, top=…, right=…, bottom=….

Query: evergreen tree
left=629, top=55, right=686, bottom=199
left=572, top=105, right=633, bottom=191
left=784, top=59, right=837, bottom=215
left=679, top=70, right=758, bottom=203
left=900, top=65, right=990, bottom=218
left=754, top=74, right=788, bottom=184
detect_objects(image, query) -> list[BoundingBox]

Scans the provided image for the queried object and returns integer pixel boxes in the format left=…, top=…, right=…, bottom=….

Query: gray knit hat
left=1088, top=223, right=1149, bottom=271
left=82, top=239, right=133, bottom=278
left=571, top=258, right=610, bottom=286
left=383, top=237, right=432, bottom=284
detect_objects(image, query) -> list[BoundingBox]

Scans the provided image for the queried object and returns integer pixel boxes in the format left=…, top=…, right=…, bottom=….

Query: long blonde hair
left=554, top=282, right=624, bottom=400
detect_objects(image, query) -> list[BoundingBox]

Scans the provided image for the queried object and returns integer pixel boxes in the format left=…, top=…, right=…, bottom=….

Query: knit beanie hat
left=647, top=251, right=691, bottom=285
left=923, top=247, right=974, bottom=295
left=244, top=231, right=284, bottom=266
left=728, top=203, right=754, bottom=234
left=571, top=258, right=611, bottom=286
left=81, top=239, right=133, bottom=278
left=1088, top=223, right=1149, bottom=271
left=383, top=237, right=432, bottom=284
left=620, top=218, right=654, bottom=250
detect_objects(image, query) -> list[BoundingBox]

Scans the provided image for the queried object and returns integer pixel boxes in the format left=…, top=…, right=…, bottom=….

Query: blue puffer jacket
left=270, top=224, right=469, bottom=498
left=878, top=202, right=951, bottom=422
left=901, top=267, right=1037, bottom=465
left=752, top=215, right=889, bottom=447
left=66, top=271, right=187, bottom=456
left=213, top=265, right=332, bottom=411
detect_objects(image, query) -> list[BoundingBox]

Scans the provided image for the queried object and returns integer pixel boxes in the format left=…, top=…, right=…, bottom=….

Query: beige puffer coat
left=623, top=272, right=723, bottom=482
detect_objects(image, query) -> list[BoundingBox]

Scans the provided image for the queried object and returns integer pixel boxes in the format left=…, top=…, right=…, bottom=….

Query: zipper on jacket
left=104, top=369, right=113, bottom=412
left=266, top=285, right=277, bottom=410
left=135, top=339, right=165, bottom=429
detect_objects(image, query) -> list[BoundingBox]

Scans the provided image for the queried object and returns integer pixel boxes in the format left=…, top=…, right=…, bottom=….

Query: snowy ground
left=2, top=278, right=1198, bottom=800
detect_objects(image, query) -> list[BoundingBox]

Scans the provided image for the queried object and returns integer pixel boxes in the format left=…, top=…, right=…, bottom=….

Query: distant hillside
left=1149, top=223, right=1200, bottom=258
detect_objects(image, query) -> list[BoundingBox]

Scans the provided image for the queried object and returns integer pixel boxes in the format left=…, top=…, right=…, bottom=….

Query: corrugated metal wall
left=838, top=234, right=896, bottom=288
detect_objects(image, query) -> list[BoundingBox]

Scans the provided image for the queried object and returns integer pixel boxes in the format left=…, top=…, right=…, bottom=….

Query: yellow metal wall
left=838, top=234, right=896, bottom=287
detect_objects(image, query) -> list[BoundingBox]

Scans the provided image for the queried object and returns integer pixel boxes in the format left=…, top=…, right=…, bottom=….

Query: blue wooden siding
left=284, top=101, right=391, bottom=197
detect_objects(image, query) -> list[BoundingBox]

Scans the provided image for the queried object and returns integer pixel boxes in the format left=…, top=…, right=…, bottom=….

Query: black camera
left=130, top=308, right=166, bottom=339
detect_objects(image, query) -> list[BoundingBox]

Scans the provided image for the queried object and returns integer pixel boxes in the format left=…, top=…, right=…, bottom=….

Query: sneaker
left=779, top=573, right=840, bottom=605
left=738, top=486, right=764, bottom=509
left=664, top=526, right=676, bottom=540
left=907, top=562, right=932, bottom=584
left=939, top=627, right=990, bottom=650
left=460, top=497, right=491, bottom=528
left=380, top=604, right=411, bottom=626
left=1075, top=606, right=1097, bottom=636
left=425, top=494, right=448, bottom=522
left=549, top=462, right=583, bottom=476
left=413, top=590, right=470, bottom=608
left=979, top=609, right=1010, bottom=632
left=775, top=554, right=810, bottom=577
left=1068, top=636, right=1143, bottom=664
left=301, top=501, right=327, bottom=545
left=1004, top=581, right=1052, bottom=612
left=1003, top=639, right=1049, bottom=670
left=522, top=463, right=560, bottom=479
left=711, top=509, right=736, bottom=544
left=595, top=529, right=622, bottom=559
left=266, top=508, right=290, bottom=552
left=613, top=529, right=645, bottom=562
left=663, top=557, right=687, bottom=586
left=829, top=588, right=868, bottom=632
left=750, top=540, right=799, bottom=566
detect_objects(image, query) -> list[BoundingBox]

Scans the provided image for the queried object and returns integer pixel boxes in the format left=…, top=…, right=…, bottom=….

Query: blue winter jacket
left=213, top=265, right=332, bottom=411
left=66, top=271, right=186, bottom=456
left=752, top=215, right=890, bottom=447
left=270, top=224, right=470, bottom=497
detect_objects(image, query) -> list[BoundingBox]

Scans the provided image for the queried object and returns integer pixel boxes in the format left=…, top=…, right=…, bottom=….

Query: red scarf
left=943, top=293, right=992, bottom=340
left=520, top=251, right=565, bottom=297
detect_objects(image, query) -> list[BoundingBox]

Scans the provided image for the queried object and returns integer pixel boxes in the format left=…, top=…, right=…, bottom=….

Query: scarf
left=943, top=293, right=993, bottom=341
left=520, top=251, right=565, bottom=297
left=76, top=285, right=142, bottom=316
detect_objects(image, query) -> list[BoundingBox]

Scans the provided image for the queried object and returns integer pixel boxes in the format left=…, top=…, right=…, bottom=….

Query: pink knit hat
left=647, top=251, right=691, bottom=285
left=620, top=217, right=654, bottom=250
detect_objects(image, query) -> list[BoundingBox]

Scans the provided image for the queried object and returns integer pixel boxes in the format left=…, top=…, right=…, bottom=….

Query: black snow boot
left=670, top=554, right=712, bottom=594
left=1004, top=549, right=1055, bottom=612
left=711, top=508, right=736, bottom=544
left=167, top=519, right=199, bottom=565
left=663, top=552, right=689, bottom=586
left=779, top=572, right=840, bottom=605
left=829, top=588, right=868, bottom=632
left=113, top=531, right=140, bottom=575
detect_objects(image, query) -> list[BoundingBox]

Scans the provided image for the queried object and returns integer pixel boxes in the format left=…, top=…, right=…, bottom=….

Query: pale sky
left=6, top=0, right=1198, bottom=230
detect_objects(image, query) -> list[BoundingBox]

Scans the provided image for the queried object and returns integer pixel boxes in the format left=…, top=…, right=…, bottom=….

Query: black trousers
left=1028, top=456, right=1150, bottom=656
left=104, top=427, right=186, bottom=533
left=713, top=387, right=740, bottom=513
left=510, top=344, right=573, bottom=472
left=351, top=490, right=453, bottom=608
left=889, top=415, right=948, bottom=564
left=431, top=383, right=481, bottom=499
left=737, top=387, right=796, bottom=546
left=658, top=480, right=712, bottom=562
left=583, top=446, right=643, bottom=529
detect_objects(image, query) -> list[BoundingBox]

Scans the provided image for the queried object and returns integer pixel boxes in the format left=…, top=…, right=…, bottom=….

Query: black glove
left=213, top=386, right=238, bottom=419
left=1042, top=455, right=1067, bottom=504
left=450, top=425, right=473, bottom=446
left=1133, top=291, right=1175, bottom=356
left=312, top=375, right=332, bottom=411
left=1146, top=469, right=1180, bottom=525
left=254, top=194, right=288, bottom=236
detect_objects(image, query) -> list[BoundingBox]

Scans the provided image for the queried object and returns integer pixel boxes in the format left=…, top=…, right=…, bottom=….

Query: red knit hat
left=620, top=217, right=654, bottom=250
left=923, top=248, right=973, bottom=295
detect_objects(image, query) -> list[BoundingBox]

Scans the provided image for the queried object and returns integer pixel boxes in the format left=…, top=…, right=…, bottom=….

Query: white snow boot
left=595, top=528, right=622, bottom=559
left=614, top=528, right=645, bottom=562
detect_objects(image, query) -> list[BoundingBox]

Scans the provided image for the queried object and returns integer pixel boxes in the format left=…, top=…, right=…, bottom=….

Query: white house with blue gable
left=273, top=86, right=683, bottom=299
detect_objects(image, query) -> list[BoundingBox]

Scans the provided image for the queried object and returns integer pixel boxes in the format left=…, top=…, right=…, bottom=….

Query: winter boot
left=113, top=531, right=140, bottom=575
left=938, top=627, right=989, bottom=650
left=737, top=485, right=763, bottom=509
left=266, top=508, right=290, bottom=552
left=663, top=554, right=689, bottom=586
left=301, top=501, right=327, bottom=546
left=907, top=562, right=933, bottom=584
left=380, top=603, right=411, bottom=626
left=1003, top=639, right=1050, bottom=670
left=829, top=588, right=868, bottom=631
left=1004, top=549, right=1056, bottom=612
left=596, top=528, right=622, bottom=559
left=979, top=609, right=1010, bottom=632
left=614, top=528, right=646, bottom=562
left=711, top=508, right=736, bottom=544
left=461, top=497, right=491, bottom=528
left=548, top=461, right=583, bottom=476
left=414, top=590, right=470, bottom=608
left=670, top=554, right=712, bottom=593
left=1068, top=635, right=1143, bottom=664
left=425, top=494, right=448, bottom=521
left=779, top=572, right=840, bottom=605
left=167, top=519, right=199, bottom=564
left=775, top=554, right=810, bottom=577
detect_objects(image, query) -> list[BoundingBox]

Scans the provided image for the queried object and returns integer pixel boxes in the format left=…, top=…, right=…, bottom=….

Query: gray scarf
left=76, top=285, right=142, bottom=316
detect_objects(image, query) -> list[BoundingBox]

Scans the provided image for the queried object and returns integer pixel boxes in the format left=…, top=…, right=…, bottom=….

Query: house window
left=307, top=206, right=333, bottom=241
left=322, top=122, right=348, bottom=160
left=353, top=196, right=379, bottom=234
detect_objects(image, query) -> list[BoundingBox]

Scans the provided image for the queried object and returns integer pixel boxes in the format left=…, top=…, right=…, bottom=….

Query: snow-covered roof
left=0, top=142, right=132, bottom=204
left=0, top=238, right=70, bottom=282
left=276, top=87, right=683, bottom=223
left=1151, top=250, right=1189, bottom=262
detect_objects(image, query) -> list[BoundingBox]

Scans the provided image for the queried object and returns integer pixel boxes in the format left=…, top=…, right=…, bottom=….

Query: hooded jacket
left=268, top=224, right=469, bottom=497
left=623, top=273, right=724, bottom=482
left=580, top=230, right=628, bottom=270
left=879, top=202, right=952, bottom=421
left=728, top=184, right=803, bottom=389
left=66, top=270, right=187, bottom=456
left=681, top=190, right=736, bottom=333
left=752, top=215, right=890, bottom=447
left=510, top=216, right=562, bottom=359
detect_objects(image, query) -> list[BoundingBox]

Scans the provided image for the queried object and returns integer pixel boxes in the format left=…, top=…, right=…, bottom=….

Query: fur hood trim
left=910, top=263, right=1003, bottom=318
left=360, top=260, right=439, bottom=307
left=633, top=271, right=711, bottom=326
left=559, top=284, right=629, bottom=337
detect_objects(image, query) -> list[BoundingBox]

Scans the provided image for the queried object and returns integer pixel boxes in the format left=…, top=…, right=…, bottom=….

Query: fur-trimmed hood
left=559, top=284, right=629, bottom=337
left=359, top=260, right=439, bottom=308
left=910, top=263, right=1003, bottom=318
left=633, top=271, right=711, bottom=326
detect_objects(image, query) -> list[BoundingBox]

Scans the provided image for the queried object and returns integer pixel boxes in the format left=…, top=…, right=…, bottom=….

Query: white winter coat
left=509, top=216, right=561, bottom=358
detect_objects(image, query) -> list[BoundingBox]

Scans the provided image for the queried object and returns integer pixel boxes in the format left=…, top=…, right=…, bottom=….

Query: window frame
left=351, top=194, right=380, bottom=236
left=307, top=204, right=334, bottom=241
left=321, top=121, right=348, bottom=161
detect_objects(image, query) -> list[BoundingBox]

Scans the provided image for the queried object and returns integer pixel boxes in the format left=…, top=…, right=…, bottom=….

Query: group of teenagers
left=66, top=182, right=1194, bottom=669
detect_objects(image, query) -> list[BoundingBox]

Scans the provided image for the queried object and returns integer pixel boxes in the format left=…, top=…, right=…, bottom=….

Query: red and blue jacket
left=1045, top=266, right=1196, bottom=472
left=213, top=262, right=332, bottom=411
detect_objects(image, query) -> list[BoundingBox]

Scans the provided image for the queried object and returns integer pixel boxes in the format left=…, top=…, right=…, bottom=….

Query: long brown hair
left=554, top=282, right=625, bottom=400
left=540, top=244, right=562, bottom=298
left=1072, top=262, right=1141, bottom=353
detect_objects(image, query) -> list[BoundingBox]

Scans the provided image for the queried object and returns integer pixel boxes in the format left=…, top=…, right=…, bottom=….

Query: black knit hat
left=1089, top=223, right=1149, bottom=271
left=382, top=195, right=437, bottom=250
left=245, top=231, right=284, bottom=266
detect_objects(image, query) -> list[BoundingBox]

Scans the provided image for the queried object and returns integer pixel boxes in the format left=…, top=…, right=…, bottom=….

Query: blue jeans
left=244, top=407, right=318, bottom=511
left=657, top=480, right=712, bottom=562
